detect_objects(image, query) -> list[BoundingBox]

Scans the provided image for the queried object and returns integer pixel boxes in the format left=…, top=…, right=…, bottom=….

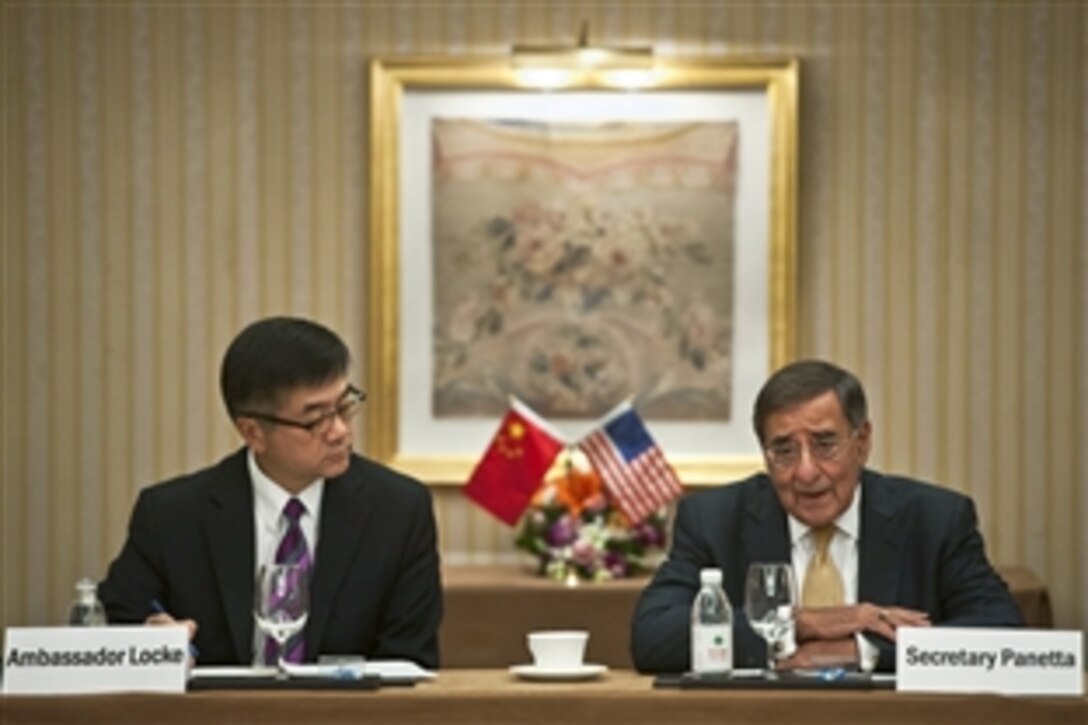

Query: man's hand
left=145, top=611, right=199, bottom=666
left=795, top=602, right=930, bottom=642
left=863, top=604, right=931, bottom=641
left=145, top=611, right=198, bottom=640
left=776, top=638, right=859, bottom=670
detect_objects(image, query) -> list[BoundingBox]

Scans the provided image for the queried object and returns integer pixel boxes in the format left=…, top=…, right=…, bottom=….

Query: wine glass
left=744, top=562, right=798, bottom=678
left=254, top=563, right=310, bottom=676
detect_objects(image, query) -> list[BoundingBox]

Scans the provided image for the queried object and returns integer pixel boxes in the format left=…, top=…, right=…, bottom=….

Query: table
left=441, top=565, right=1052, bottom=669
left=3, top=670, right=1084, bottom=724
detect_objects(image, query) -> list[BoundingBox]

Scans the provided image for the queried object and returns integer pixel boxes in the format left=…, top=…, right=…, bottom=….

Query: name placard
left=3, top=626, right=189, bottom=695
left=896, top=627, right=1083, bottom=697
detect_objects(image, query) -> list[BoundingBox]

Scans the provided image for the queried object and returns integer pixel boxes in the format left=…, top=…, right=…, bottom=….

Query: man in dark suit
left=99, top=317, right=442, bottom=668
left=631, top=360, right=1021, bottom=673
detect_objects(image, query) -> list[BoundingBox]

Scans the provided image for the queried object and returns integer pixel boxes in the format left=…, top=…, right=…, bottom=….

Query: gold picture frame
left=366, top=56, right=798, bottom=487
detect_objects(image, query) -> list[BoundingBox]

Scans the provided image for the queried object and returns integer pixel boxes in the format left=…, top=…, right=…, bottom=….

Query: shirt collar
left=248, top=449, right=324, bottom=530
left=787, top=481, right=862, bottom=546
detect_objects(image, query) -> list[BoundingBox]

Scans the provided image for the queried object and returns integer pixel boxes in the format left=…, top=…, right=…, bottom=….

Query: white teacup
left=527, top=630, right=588, bottom=670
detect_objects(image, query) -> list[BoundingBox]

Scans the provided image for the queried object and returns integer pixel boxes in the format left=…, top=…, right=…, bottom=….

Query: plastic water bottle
left=690, top=568, right=733, bottom=675
left=68, top=578, right=107, bottom=626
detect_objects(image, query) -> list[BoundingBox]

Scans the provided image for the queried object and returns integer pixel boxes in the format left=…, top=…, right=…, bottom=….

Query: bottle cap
left=75, top=577, right=98, bottom=602
left=699, top=568, right=723, bottom=585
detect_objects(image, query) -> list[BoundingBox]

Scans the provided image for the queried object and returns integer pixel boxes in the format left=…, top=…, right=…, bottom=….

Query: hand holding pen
left=147, top=599, right=200, bottom=661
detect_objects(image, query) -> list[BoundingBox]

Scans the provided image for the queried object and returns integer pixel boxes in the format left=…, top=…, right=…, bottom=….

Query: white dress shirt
left=787, top=485, right=880, bottom=671
left=248, top=449, right=324, bottom=663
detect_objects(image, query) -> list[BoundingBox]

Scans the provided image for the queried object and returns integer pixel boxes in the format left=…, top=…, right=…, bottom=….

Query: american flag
left=578, top=404, right=684, bottom=523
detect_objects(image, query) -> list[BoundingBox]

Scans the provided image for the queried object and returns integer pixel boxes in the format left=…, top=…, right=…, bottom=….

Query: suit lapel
left=202, top=450, right=256, bottom=663
left=857, top=470, right=903, bottom=605
left=306, top=463, right=375, bottom=655
left=742, top=477, right=791, bottom=565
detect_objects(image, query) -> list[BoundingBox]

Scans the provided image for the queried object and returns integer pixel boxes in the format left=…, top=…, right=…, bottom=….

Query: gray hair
left=752, top=359, right=868, bottom=444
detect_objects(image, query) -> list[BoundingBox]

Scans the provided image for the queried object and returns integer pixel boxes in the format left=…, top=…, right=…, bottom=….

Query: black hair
left=752, top=359, right=868, bottom=444
left=220, top=316, right=350, bottom=418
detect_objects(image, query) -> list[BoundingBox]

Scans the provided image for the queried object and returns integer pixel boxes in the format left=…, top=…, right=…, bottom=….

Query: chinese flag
left=463, top=400, right=564, bottom=526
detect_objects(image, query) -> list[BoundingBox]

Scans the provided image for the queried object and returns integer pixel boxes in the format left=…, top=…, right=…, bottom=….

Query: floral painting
left=431, top=118, right=739, bottom=421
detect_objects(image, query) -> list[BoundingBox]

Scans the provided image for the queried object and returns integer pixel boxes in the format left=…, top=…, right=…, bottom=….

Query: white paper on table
left=189, top=659, right=435, bottom=683
left=282, top=661, right=368, bottom=679
left=364, top=659, right=437, bottom=683
left=189, top=666, right=278, bottom=679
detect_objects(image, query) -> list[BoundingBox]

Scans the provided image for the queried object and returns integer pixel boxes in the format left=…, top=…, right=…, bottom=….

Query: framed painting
left=367, top=56, right=798, bottom=486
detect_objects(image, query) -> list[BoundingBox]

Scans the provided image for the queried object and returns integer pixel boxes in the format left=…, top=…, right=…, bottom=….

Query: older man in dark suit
left=631, top=359, right=1021, bottom=673
left=99, top=316, right=442, bottom=668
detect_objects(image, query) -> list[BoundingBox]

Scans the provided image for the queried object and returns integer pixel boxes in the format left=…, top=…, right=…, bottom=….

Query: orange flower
left=550, top=464, right=603, bottom=517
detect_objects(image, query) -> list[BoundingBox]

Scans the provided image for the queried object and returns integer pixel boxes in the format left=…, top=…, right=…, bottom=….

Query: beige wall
left=2, top=1, right=1084, bottom=633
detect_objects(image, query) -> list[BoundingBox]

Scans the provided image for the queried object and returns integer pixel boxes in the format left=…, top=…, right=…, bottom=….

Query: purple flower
left=570, top=539, right=597, bottom=566
left=517, top=498, right=669, bottom=582
left=632, top=522, right=663, bottom=547
left=604, top=551, right=628, bottom=578
left=545, top=515, right=578, bottom=547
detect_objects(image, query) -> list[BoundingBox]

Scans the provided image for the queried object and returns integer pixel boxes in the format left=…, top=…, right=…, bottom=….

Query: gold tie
left=802, top=526, right=845, bottom=607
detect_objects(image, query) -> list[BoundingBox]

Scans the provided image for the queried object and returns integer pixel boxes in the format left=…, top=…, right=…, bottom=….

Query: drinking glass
left=254, top=563, right=310, bottom=676
left=743, top=562, right=798, bottom=677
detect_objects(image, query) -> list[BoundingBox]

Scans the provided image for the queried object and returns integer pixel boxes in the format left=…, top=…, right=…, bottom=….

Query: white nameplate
left=3, top=626, right=188, bottom=695
left=896, top=627, right=1083, bottom=696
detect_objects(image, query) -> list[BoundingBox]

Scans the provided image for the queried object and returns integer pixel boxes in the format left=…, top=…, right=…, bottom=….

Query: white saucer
left=509, top=663, right=608, bottom=681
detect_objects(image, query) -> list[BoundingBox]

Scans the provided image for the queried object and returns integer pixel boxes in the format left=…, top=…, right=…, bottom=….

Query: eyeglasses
left=239, top=385, right=366, bottom=437
left=764, top=430, right=857, bottom=470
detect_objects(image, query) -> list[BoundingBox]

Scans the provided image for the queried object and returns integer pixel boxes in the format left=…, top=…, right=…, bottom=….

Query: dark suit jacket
left=631, top=469, right=1022, bottom=673
left=99, top=448, right=443, bottom=669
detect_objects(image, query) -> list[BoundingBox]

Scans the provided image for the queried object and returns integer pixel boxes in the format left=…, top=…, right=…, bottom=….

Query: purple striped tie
left=264, top=498, right=311, bottom=664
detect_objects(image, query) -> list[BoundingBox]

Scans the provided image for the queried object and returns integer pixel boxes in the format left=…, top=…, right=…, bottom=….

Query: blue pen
left=818, top=667, right=846, bottom=681
left=150, top=599, right=200, bottom=659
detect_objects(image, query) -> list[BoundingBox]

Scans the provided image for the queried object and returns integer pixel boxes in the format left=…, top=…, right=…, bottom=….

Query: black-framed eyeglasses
left=239, top=385, right=366, bottom=437
left=764, top=429, right=857, bottom=471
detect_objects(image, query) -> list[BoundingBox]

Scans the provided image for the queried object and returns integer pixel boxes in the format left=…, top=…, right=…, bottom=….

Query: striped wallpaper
left=1, top=1, right=1084, bottom=634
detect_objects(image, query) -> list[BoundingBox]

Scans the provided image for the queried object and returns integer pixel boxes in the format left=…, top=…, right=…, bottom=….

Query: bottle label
left=691, top=624, right=732, bottom=674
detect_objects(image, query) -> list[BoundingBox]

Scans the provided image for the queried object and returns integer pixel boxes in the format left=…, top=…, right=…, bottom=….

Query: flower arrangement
left=515, top=450, right=669, bottom=583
